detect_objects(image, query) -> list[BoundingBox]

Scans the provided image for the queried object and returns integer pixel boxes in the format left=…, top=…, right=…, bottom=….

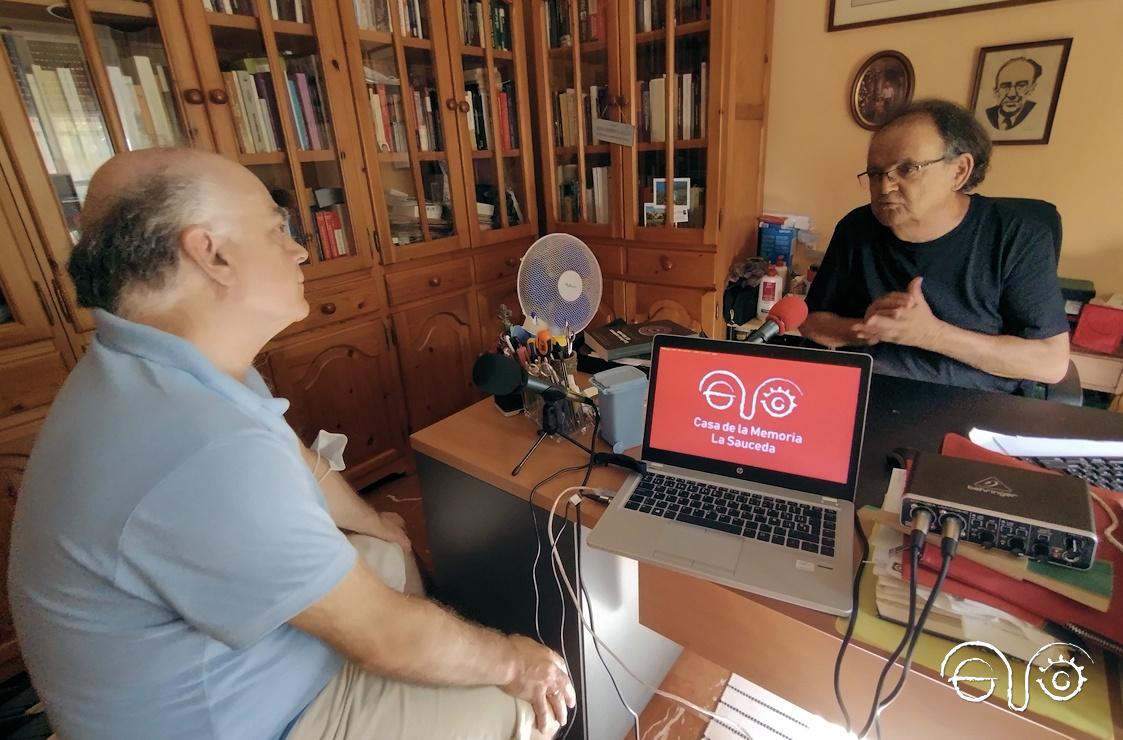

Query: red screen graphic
left=647, top=348, right=862, bottom=484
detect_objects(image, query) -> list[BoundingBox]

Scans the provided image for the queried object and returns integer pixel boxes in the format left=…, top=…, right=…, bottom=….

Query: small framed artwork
left=653, top=177, right=691, bottom=207
left=969, top=38, right=1072, bottom=145
left=828, top=0, right=1056, bottom=32
left=850, top=51, right=915, bottom=131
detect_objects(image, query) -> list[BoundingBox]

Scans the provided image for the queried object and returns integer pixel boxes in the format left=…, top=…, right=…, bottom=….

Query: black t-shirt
left=805, top=195, right=1069, bottom=393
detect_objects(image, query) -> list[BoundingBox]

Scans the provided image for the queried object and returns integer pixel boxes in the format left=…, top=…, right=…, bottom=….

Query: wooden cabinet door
left=474, top=278, right=518, bottom=356
left=393, top=292, right=479, bottom=432
left=594, top=279, right=625, bottom=328
left=626, top=282, right=713, bottom=333
left=0, top=422, right=38, bottom=681
left=268, top=315, right=410, bottom=486
left=0, top=169, right=54, bottom=351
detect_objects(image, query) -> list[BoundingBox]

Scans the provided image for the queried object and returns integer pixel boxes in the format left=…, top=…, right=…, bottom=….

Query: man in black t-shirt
left=803, top=99, right=1070, bottom=393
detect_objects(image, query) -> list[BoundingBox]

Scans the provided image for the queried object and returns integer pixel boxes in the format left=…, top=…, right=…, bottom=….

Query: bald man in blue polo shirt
left=9, top=148, right=573, bottom=740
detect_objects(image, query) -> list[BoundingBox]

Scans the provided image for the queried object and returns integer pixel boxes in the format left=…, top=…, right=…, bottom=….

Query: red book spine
left=315, top=210, right=335, bottom=259
left=376, top=84, right=394, bottom=150
left=325, top=210, right=347, bottom=255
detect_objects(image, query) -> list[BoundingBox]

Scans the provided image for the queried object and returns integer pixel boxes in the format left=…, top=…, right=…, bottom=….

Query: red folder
left=932, top=434, right=1123, bottom=650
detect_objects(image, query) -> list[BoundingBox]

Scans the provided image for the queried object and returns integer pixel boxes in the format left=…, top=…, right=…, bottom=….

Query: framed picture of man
left=968, top=38, right=1072, bottom=145
left=850, top=51, right=915, bottom=131
left=829, top=0, right=1056, bottom=31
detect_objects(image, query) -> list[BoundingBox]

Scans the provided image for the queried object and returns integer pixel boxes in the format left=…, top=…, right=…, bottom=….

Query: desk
left=411, top=375, right=1123, bottom=739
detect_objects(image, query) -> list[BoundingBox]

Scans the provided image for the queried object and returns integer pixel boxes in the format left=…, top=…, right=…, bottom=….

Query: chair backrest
left=990, top=197, right=1063, bottom=261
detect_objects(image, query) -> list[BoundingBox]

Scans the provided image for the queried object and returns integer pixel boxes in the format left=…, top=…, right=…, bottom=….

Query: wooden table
left=411, top=375, right=1123, bottom=739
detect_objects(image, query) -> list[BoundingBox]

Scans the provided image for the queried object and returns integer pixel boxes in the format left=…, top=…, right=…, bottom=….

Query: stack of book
left=308, top=187, right=349, bottom=261
left=408, top=84, right=443, bottom=152
left=283, top=56, right=333, bottom=151
left=635, top=0, right=709, bottom=31
left=491, top=0, right=513, bottom=51
left=554, top=86, right=604, bottom=148
left=222, top=58, right=284, bottom=154
left=464, top=68, right=517, bottom=151
left=556, top=164, right=579, bottom=222
left=266, top=0, right=310, bottom=22
left=583, top=166, right=610, bottom=225
left=544, top=0, right=604, bottom=46
left=396, top=0, right=427, bottom=39
left=352, top=0, right=391, bottom=30
left=202, top=0, right=256, bottom=15
left=544, top=0, right=572, bottom=48
left=363, top=64, right=407, bottom=153
left=635, top=67, right=706, bottom=143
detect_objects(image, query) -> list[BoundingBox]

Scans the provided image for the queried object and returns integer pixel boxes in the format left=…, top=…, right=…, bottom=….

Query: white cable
left=547, top=487, right=756, bottom=739
left=1089, top=489, right=1123, bottom=555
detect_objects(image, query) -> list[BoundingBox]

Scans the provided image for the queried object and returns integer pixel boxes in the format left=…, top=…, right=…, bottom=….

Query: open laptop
left=587, top=335, right=872, bottom=616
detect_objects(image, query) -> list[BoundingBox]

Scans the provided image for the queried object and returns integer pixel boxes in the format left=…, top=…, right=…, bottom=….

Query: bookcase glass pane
left=548, top=56, right=574, bottom=149
left=277, top=35, right=334, bottom=152
left=360, top=41, right=405, bottom=155
left=419, top=159, right=454, bottom=239
left=352, top=0, right=391, bottom=31
left=405, top=47, right=442, bottom=153
left=472, top=158, right=498, bottom=230
left=302, top=160, right=354, bottom=262
left=634, top=35, right=665, bottom=146
left=0, top=1, right=115, bottom=239
left=637, top=148, right=665, bottom=228
left=579, top=48, right=607, bottom=147
left=380, top=160, right=421, bottom=245
left=487, top=0, right=512, bottom=52
left=501, top=157, right=526, bottom=229
left=211, top=27, right=283, bottom=155
left=0, top=287, right=12, bottom=325
left=583, top=151, right=610, bottom=226
left=542, top=0, right=574, bottom=50
left=92, top=12, right=188, bottom=150
left=394, top=0, right=429, bottom=39
left=200, top=0, right=256, bottom=18
left=635, top=0, right=667, bottom=33
left=674, top=0, right=710, bottom=23
left=249, top=162, right=304, bottom=245
left=555, top=152, right=577, bottom=223
left=673, top=32, right=707, bottom=142
left=675, top=148, right=704, bottom=228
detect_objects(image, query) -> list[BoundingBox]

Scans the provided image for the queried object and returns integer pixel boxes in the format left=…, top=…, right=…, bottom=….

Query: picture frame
left=652, top=177, right=691, bottom=208
left=968, top=38, right=1072, bottom=145
left=850, top=51, right=915, bottom=131
left=828, top=0, right=1056, bottom=32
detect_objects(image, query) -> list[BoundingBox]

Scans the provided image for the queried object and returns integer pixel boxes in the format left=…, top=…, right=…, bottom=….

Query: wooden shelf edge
left=272, top=19, right=314, bottom=36
left=204, top=10, right=258, bottom=30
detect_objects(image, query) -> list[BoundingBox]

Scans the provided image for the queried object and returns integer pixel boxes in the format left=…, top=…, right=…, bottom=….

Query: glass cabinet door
left=632, top=0, right=711, bottom=238
left=181, top=0, right=375, bottom=278
left=535, top=0, right=618, bottom=236
left=340, top=0, right=468, bottom=262
left=445, top=0, right=536, bottom=247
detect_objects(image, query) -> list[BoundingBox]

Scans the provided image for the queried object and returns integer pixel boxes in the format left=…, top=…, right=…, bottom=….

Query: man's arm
left=296, top=443, right=410, bottom=550
left=290, top=561, right=575, bottom=733
left=802, top=311, right=876, bottom=349
left=856, top=278, right=1070, bottom=384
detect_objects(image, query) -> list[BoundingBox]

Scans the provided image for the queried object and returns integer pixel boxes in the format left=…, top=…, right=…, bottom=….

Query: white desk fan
left=517, top=233, right=603, bottom=335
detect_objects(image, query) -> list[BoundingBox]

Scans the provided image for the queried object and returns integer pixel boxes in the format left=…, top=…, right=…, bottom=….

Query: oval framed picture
left=850, top=50, right=915, bottom=131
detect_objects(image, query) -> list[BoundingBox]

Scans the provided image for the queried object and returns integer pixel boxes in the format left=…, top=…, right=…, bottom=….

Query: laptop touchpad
left=655, top=524, right=741, bottom=572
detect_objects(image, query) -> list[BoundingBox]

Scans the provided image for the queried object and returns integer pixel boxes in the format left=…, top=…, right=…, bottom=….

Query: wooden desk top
left=411, top=380, right=1123, bottom=739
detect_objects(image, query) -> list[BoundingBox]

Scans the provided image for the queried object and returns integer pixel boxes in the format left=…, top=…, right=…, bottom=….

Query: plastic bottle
left=773, top=255, right=789, bottom=293
left=757, top=265, right=783, bottom=319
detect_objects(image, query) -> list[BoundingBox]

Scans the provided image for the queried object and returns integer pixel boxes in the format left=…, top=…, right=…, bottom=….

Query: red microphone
left=746, top=295, right=808, bottom=344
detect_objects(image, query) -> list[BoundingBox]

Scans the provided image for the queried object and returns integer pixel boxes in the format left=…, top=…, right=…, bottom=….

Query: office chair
left=991, top=198, right=1082, bottom=407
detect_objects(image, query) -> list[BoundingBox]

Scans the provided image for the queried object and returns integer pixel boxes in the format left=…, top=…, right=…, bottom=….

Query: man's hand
left=501, top=635, right=576, bottom=736
left=854, top=277, right=945, bottom=349
left=368, top=511, right=412, bottom=553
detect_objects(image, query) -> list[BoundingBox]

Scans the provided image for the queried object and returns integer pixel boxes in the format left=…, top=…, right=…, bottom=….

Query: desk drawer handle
left=505, top=257, right=518, bottom=267
left=660, top=256, right=674, bottom=271
left=320, top=302, right=337, bottom=315
left=428, top=276, right=442, bottom=287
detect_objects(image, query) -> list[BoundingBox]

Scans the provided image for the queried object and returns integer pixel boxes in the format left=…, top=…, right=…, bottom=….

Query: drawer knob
left=429, top=276, right=442, bottom=287
left=208, top=88, right=229, bottom=105
left=458, top=100, right=471, bottom=114
left=660, top=256, right=674, bottom=271
left=505, top=257, right=518, bottom=267
left=446, top=97, right=458, bottom=111
left=183, top=88, right=204, bottom=105
left=320, top=302, right=337, bottom=315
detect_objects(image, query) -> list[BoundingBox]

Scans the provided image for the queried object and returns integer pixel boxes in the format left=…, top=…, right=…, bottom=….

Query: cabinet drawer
left=627, top=248, right=714, bottom=287
left=1071, top=352, right=1123, bottom=394
left=590, top=243, right=624, bottom=274
left=386, top=259, right=473, bottom=306
left=0, top=343, right=68, bottom=418
left=280, top=282, right=381, bottom=338
left=474, top=245, right=525, bottom=284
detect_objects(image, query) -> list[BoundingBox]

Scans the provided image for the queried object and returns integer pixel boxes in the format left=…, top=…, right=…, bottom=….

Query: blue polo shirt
left=9, top=310, right=355, bottom=740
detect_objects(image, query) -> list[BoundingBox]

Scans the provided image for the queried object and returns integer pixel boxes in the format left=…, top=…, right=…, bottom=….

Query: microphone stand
left=511, top=392, right=594, bottom=477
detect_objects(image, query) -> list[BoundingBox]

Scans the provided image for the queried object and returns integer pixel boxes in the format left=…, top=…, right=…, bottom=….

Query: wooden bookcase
left=529, top=0, right=773, bottom=337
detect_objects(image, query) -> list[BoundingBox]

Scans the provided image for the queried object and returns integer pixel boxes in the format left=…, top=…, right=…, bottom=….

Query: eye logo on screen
left=698, top=371, right=804, bottom=420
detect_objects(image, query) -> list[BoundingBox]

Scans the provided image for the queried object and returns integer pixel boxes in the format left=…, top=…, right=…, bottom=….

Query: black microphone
left=472, top=353, right=592, bottom=404
left=746, top=295, right=809, bottom=344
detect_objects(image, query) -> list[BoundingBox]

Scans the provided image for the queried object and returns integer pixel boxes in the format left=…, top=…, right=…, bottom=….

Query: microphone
left=472, top=353, right=592, bottom=404
left=746, top=295, right=808, bottom=344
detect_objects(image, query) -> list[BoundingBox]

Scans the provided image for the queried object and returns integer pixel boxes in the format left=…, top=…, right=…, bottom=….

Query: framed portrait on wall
left=829, top=0, right=1056, bottom=31
left=850, top=51, right=915, bottom=131
left=968, top=38, right=1072, bottom=145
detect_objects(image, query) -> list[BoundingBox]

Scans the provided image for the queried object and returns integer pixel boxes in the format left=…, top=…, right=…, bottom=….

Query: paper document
left=969, top=428, right=1123, bottom=458
left=705, top=672, right=848, bottom=740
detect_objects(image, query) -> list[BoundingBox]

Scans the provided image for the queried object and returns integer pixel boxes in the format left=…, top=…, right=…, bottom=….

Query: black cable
left=833, top=511, right=870, bottom=734
left=854, top=543, right=922, bottom=738
left=575, top=500, right=640, bottom=740
left=581, top=404, right=601, bottom=487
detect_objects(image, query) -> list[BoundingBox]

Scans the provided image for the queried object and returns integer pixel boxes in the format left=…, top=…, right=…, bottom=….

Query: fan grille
left=517, top=234, right=603, bottom=333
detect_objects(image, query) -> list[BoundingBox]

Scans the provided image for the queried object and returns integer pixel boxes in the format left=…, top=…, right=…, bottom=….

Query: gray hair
left=68, top=174, right=201, bottom=313
left=879, top=98, right=993, bottom=191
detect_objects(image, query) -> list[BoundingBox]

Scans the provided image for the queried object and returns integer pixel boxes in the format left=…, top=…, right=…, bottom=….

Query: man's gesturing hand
left=854, top=277, right=944, bottom=349
left=502, top=635, right=576, bottom=736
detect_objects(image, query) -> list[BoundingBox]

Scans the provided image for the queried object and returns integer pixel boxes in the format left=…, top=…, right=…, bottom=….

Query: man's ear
left=951, top=152, right=975, bottom=191
left=179, top=225, right=236, bottom=287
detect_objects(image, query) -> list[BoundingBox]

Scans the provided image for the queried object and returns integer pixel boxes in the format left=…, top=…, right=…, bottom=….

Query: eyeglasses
left=857, top=156, right=950, bottom=187
left=996, top=81, right=1032, bottom=93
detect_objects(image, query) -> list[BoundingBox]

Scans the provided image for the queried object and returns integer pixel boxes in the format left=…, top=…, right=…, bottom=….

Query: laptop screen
left=643, top=338, right=871, bottom=499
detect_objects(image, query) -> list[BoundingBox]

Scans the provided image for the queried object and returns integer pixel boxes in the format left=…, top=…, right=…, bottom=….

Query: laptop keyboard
left=623, top=472, right=838, bottom=557
left=1020, top=456, right=1123, bottom=493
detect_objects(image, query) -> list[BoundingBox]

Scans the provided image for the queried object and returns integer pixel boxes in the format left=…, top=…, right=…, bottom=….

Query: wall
left=762, top=0, right=1123, bottom=294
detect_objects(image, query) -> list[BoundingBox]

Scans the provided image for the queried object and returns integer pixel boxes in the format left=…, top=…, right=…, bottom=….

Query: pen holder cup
left=523, top=358, right=587, bottom=437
